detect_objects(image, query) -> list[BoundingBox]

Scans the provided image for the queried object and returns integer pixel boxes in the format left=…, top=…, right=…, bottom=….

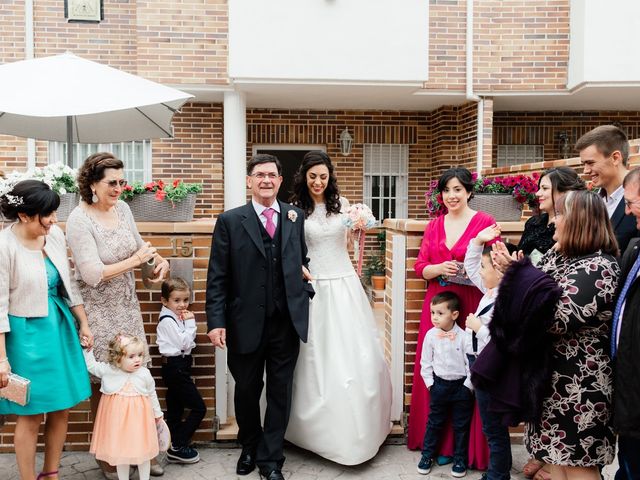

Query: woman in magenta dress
left=408, top=168, right=497, bottom=471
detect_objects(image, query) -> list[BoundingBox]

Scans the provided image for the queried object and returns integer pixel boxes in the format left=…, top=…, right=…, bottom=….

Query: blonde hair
left=107, top=333, right=145, bottom=368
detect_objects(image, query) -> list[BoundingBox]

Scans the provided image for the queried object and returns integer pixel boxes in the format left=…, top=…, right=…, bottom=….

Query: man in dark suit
left=611, top=167, right=640, bottom=480
left=576, top=125, right=639, bottom=253
left=206, top=154, right=313, bottom=480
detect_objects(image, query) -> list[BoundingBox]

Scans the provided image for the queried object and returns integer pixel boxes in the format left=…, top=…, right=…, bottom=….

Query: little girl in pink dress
left=84, top=334, right=163, bottom=480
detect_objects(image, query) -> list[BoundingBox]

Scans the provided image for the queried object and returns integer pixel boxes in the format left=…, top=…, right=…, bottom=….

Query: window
left=497, top=145, right=543, bottom=168
left=364, top=144, right=408, bottom=222
left=48, top=141, right=152, bottom=183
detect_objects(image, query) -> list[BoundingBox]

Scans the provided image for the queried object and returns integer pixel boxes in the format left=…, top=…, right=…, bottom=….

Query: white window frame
left=496, top=145, right=543, bottom=168
left=48, top=141, right=152, bottom=183
left=364, top=144, right=408, bottom=222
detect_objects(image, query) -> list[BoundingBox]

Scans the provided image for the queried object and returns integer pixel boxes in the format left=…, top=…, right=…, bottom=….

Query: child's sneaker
left=167, top=445, right=200, bottom=464
left=451, top=458, right=467, bottom=478
left=417, top=455, right=433, bottom=475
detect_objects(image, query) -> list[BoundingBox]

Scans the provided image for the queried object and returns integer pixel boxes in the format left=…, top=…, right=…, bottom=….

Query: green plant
left=364, top=230, right=386, bottom=279
left=120, top=179, right=202, bottom=205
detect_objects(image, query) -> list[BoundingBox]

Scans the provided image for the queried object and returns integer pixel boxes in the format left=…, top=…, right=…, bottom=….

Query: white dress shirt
left=252, top=199, right=280, bottom=230
left=420, top=323, right=472, bottom=391
left=600, top=185, right=624, bottom=218
left=156, top=306, right=197, bottom=357
left=463, top=241, right=497, bottom=355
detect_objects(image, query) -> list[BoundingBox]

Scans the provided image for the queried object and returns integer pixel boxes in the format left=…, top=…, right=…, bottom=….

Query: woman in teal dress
left=0, top=180, right=93, bottom=480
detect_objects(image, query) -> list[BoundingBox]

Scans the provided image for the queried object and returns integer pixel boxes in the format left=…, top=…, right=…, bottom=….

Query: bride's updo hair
left=290, top=151, right=341, bottom=218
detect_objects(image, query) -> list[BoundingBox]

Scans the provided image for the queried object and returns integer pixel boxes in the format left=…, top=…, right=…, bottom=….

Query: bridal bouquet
left=342, top=203, right=377, bottom=276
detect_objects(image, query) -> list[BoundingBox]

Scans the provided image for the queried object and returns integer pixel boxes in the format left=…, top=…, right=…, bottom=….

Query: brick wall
left=424, top=0, right=570, bottom=92
left=153, top=102, right=225, bottom=218
left=494, top=111, right=640, bottom=163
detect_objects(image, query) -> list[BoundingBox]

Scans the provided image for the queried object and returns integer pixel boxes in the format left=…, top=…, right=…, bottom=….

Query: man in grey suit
left=206, top=154, right=313, bottom=480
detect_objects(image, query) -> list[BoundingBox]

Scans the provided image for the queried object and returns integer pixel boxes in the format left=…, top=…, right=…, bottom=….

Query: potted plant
left=425, top=172, right=539, bottom=220
left=365, top=230, right=386, bottom=290
left=0, top=163, right=80, bottom=221
left=120, top=179, right=203, bottom=222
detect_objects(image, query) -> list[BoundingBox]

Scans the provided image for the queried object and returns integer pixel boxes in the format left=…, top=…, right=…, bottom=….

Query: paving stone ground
left=0, top=443, right=620, bottom=480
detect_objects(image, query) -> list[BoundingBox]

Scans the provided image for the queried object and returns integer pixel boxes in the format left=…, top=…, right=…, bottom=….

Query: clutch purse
left=156, top=418, right=171, bottom=452
left=0, top=373, right=31, bottom=406
left=443, top=261, right=476, bottom=286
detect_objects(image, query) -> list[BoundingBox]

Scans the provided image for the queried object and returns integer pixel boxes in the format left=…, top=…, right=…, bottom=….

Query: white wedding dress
left=285, top=199, right=392, bottom=465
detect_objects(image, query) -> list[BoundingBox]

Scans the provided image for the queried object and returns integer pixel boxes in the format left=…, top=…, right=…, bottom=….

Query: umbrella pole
left=66, top=116, right=73, bottom=166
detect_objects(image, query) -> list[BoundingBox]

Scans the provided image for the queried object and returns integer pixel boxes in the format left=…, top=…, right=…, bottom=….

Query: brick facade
left=494, top=111, right=640, bottom=163
left=424, top=0, right=570, bottom=92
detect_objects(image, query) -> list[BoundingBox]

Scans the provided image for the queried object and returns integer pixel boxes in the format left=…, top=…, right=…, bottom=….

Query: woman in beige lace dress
left=66, top=152, right=169, bottom=478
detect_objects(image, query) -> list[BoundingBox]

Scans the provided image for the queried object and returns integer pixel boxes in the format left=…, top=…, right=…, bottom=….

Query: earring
left=91, top=191, right=98, bottom=203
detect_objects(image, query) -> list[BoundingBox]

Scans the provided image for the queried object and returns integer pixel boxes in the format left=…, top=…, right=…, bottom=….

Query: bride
left=286, top=150, right=392, bottom=465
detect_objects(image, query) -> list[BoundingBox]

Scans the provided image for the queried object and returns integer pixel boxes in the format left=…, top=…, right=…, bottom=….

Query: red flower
left=157, top=180, right=165, bottom=190
left=144, top=181, right=156, bottom=191
left=123, top=185, right=133, bottom=192
left=155, top=189, right=166, bottom=201
left=173, top=179, right=181, bottom=188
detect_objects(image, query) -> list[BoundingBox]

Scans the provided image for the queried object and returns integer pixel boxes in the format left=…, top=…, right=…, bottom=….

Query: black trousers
left=161, top=355, right=206, bottom=448
left=227, top=308, right=300, bottom=473
left=421, top=376, right=474, bottom=464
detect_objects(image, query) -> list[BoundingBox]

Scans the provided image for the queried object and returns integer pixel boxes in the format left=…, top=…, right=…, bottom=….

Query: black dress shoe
left=259, top=469, right=285, bottom=480
left=236, top=451, right=256, bottom=475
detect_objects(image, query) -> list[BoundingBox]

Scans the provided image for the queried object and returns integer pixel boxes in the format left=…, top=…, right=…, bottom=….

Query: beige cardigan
left=0, top=224, right=83, bottom=333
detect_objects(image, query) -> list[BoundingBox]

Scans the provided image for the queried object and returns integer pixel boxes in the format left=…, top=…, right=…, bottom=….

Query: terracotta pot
left=371, top=275, right=385, bottom=290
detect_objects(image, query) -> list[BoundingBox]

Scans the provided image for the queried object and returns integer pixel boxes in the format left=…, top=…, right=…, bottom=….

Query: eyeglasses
left=624, top=198, right=640, bottom=208
left=100, top=179, right=128, bottom=189
left=250, top=172, right=280, bottom=180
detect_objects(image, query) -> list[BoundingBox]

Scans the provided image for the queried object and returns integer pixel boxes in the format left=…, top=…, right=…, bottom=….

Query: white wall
left=569, top=0, right=640, bottom=88
left=228, top=0, right=429, bottom=83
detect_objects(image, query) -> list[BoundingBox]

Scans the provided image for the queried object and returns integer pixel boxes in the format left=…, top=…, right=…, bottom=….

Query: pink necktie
left=436, top=330, right=456, bottom=341
left=263, top=208, right=276, bottom=238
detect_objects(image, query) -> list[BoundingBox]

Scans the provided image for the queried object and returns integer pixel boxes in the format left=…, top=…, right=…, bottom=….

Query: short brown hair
left=575, top=125, right=629, bottom=166
left=76, top=152, right=124, bottom=204
left=161, top=277, right=190, bottom=300
left=556, top=190, right=619, bottom=257
left=430, top=291, right=461, bottom=313
left=107, top=333, right=145, bottom=368
left=246, top=154, right=282, bottom=176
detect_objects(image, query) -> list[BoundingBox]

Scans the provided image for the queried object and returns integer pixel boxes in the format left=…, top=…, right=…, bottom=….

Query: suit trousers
left=228, top=308, right=300, bottom=473
left=161, top=355, right=206, bottom=448
left=421, top=376, right=474, bottom=465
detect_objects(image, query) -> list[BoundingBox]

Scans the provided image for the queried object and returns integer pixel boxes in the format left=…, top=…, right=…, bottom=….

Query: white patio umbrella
left=0, top=52, right=193, bottom=164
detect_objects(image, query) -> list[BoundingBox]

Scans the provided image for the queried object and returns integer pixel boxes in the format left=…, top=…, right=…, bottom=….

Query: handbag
left=156, top=418, right=171, bottom=452
left=0, top=373, right=31, bottom=406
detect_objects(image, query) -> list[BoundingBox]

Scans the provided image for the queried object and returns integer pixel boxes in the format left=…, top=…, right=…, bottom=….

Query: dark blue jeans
left=469, top=354, right=512, bottom=480
left=615, top=435, right=640, bottom=480
left=421, top=376, right=474, bottom=464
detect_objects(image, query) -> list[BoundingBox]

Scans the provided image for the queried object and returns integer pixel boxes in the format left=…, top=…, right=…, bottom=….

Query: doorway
left=253, top=145, right=326, bottom=202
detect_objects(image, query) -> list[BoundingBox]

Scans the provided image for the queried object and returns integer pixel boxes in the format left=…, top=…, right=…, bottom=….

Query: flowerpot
left=371, top=275, right=386, bottom=290
left=469, top=194, right=523, bottom=222
left=126, top=193, right=197, bottom=222
left=56, top=193, right=80, bottom=221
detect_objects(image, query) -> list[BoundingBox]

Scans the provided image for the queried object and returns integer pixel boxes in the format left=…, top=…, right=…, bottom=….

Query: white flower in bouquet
left=342, top=203, right=377, bottom=231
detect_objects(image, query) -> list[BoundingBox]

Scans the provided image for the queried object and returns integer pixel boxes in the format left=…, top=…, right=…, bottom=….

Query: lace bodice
left=305, top=200, right=355, bottom=278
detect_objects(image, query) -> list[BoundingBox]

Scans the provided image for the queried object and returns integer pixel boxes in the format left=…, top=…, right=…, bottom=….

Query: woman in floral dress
left=495, top=190, right=619, bottom=480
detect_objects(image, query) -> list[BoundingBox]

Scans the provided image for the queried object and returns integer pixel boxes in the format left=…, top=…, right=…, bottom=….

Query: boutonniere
left=287, top=210, right=298, bottom=222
